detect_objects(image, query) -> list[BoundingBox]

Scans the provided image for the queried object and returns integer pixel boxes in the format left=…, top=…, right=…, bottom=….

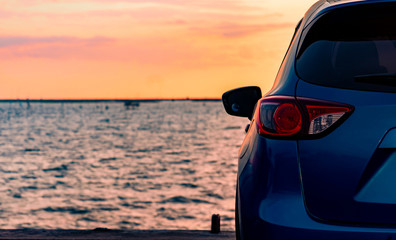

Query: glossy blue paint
left=229, top=0, right=396, bottom=239
left=354, top=151, right=396, bottom=204
left=296, top=80, right=396, bottom=224
left=379, top=129, right=396, bottom=149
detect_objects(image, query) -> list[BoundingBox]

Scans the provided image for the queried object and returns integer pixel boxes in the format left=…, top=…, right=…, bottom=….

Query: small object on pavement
left=210, top=214, right=221, bottom=234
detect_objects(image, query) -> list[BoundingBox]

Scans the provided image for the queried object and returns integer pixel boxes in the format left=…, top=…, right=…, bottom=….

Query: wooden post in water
left=211, top=214, right=221, bottom=234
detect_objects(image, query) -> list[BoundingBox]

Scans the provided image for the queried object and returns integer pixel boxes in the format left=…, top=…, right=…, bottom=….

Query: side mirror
left=222, top=86, right=262, bottom=119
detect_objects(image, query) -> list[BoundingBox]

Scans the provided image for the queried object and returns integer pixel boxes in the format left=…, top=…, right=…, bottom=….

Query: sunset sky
left=0, top=0, right=316, bottom=99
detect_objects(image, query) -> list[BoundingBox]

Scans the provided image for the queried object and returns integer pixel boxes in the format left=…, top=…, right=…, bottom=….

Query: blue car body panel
left=234, top=0, right=396, bottom=239
left=238, top=124, right=396, bottom=239
left=296, top=80, right=396, bottom=225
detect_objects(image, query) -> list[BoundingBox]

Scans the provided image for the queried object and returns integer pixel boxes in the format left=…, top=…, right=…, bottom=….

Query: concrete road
left=0, top=229, right=236, bottom=239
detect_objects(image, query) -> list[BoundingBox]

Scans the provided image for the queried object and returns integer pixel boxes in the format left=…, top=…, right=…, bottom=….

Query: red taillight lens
left=258, top=97, right=303, bottom=136
left=256, top=96, right=353, bottom=138
left=274, top=103, right=302, bottom=135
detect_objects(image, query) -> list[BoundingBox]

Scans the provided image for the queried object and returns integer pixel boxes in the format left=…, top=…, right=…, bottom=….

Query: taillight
left=256, top=96, right=353, bottom=138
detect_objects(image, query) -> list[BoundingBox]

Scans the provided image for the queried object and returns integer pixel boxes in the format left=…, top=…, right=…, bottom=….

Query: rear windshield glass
left=296, top=3, right=396, bottom=92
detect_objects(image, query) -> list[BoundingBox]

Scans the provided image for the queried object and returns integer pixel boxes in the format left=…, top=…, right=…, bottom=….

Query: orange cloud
left=0, top=34, right=266, bottom=69
left=0, top=0, right=315, bottom=99
left=190, top=22, right=294, bottom=38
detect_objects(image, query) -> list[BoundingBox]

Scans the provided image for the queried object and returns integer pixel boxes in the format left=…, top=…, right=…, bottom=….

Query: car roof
left=303, top=0, right=396, bottom=28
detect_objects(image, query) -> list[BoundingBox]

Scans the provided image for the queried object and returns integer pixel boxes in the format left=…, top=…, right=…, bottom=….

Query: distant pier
left=124, top=100, right=140, bottom=109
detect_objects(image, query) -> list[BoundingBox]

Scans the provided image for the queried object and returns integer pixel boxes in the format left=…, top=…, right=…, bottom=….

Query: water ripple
left=0, top=101, right=247, bottom=230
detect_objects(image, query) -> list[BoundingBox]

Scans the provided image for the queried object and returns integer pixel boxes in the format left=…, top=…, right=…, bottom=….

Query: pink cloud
left=0, top=34, right=269, bottom=69
left=0, top=36, right=116, bottom=60
left=0, top=36, right=113, bottom=48
left=0, top=0, right=274, bottom=22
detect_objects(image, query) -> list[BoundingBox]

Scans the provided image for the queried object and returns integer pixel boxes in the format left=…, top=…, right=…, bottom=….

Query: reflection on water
left=0, top=101, right=247, bottom=230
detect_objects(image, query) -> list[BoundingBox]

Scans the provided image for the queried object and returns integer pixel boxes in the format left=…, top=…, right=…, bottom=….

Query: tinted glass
left=296, top=3, right=396, bottom=92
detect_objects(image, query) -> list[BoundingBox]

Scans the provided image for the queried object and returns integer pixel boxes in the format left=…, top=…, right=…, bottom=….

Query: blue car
left=222, top=0, right=396, bottom=239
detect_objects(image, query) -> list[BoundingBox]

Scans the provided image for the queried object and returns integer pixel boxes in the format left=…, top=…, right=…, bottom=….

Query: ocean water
left=0, top=101, right=248, bottom=230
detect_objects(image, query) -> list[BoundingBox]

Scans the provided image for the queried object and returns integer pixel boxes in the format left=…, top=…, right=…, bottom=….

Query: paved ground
left=0, top=229, right=236, bottom=239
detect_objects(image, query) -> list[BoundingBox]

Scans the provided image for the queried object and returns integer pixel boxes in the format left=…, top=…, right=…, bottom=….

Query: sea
left=0, top=100, right=248, bottom=230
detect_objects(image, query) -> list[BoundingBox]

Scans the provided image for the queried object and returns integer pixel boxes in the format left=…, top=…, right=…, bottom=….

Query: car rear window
left=296, top=3, right=396, bottom=92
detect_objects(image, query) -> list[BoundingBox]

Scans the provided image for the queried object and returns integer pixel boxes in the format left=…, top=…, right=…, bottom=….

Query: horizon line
left=0, top=98, right=221, bottom=103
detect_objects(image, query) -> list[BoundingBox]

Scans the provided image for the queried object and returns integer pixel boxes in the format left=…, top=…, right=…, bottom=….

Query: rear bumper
left=249, top=192, right=396, bottom=240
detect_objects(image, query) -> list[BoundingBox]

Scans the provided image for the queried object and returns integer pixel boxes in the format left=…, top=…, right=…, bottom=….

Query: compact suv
left=222, top=0, right=396, bottom=239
